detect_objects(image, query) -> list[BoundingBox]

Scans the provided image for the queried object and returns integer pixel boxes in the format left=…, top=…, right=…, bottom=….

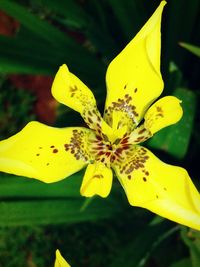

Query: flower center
left=91, top=133, right=132, bottom=167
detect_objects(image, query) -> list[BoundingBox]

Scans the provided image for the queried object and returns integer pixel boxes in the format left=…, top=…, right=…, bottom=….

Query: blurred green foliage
left=0, top=0, right=200, bottom=266
left=0, top=76, right=35, bottom=139
left=180, top=43, right=200, bottom=58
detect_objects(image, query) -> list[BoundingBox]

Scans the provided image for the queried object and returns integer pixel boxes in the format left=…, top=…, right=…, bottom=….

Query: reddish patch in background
left=9, top=75, right=57, bottom=124
left=0, top=11, right=19, bottom=36
left=0, top=11, right=57, bottom=124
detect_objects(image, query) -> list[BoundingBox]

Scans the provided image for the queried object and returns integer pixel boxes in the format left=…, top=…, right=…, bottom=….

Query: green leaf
left=0, top=0, right=105, bottom=85
left=148, top=88, right=197, bottom=159
left=165, top=62, right=183, bottom=94
left=0, top=35, right=59, bottom=75
left=0, top=34, right=105, bottom=87
left=164, top=0, right=200, bottom=69
left=39, top=0, right=89, bottom=29
left=0, top=172, right=83, bottom=199
left=39, top=0, right=117, bottom=59
left=181, top=228, right=200, bottom=267
left=170, top=258, right=192, bottom=267
left=179, top=42, right=200, bottom=58
left=109, top=221, right=178, bottom=267
left=107, top=0, right=147, bottom=40
left=0, top=0, right=77, bottom=48
left=0, top=171, right=123, bottom=226
left=0, top=197, right=122, bottom=226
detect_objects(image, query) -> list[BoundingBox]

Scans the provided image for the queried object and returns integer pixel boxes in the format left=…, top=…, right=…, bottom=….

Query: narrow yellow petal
left=104, top=1, right=166, bottom=131
left=114, top=146, right=200, bottom=230
left=0, top=121, right=94, bottom=183
left=144, top=96, right=183, bottom=134
left=55, top=250, right=71, bottom=267
left=80, top=162, right=112, bottom=197
left=51, top=64, right=102, bottom=131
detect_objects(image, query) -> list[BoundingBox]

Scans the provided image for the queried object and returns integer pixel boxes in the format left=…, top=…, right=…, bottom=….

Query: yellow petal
left=55, top=250, right=71, bottom=267
left=51, top=64, right=102, bottom=131
left=104, top=1, right=166, bottom=131
left=0, top=121, right=94, bottom=183
left=80, top=162, right=113, bottom=197
left=144, top=96, right=183, bottom=134
left=114, top=146, right=200, bottom=230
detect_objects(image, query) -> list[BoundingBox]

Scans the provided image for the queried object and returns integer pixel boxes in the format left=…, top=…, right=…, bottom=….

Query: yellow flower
left=0, top=1, right=200, bottom=230
left=54, top=250, right=71, bottom=267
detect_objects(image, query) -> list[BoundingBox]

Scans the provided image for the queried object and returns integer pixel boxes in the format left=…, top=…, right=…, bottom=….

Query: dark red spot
left=143, top=177, right=147, bottom=182
left=97, top=116, right=101, bottom=122
left=50, top=145, right=55, bottom=148
left=53, top=149, right=58, bottom=153
left=93, top=174, right=103, bottom=179
left=122, top=145, right=129, bottom=150
left=64, top=144, right=69, bottom=151
left=98, top=151, right=105, bottom=156
left=96, top=135, right=102, bottom=141
left=138, top=128, right=146, bottom=135
left=88, top=117, right=93, bottom=124
left=111, top=155, right=116, bottom=162
left=156, top=106, right=162, bottom=112
left=75, top=155, right=80, bottom=160
left=121, top=137, right=129, bottom=144
left=134, top=88, right=138, bottom=93
left=106, top=144, right=112, bottom=150
left=116, top=148, right=123, bottom=154
left=128, top=175, right=131, bottom=179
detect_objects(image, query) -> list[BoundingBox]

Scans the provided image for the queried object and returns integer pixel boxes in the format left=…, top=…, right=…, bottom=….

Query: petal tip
left=161, top=1, right=167, bottom=7
left=58, top=64, right=69, bottom=73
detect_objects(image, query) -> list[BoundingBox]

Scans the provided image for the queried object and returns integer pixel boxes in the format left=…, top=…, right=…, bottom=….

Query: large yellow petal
left=144, top=96, right=183, bottom=134
left=113, top=146, right=200, bottom=230
left=55, top=250, right=71, bottom=267
left=80, top=162, right=113, bottom=197
left=51, top=64, right=102, bottom=131
left=104, top=1, right=166, bottom=131
left=0, top=121, right=94, bottom=183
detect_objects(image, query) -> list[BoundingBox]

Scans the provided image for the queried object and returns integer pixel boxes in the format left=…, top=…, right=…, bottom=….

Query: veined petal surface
left=104, top=1, right=166, bottom=131
left=80, top=162, right=113, bottom=197
left=144, top=96, right=183, bottom=134
left=55, top=250, right=71, bottom=267
left=51, top=64, right=102, bottom=131
left=0, top=121, right=93, bottom=183
left=114, top=146, right=200, bottom=230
